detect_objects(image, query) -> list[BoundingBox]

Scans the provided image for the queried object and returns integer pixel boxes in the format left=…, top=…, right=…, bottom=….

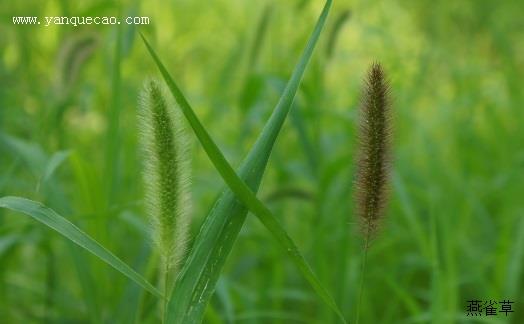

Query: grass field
left=1, top=0, right=523, bottom=323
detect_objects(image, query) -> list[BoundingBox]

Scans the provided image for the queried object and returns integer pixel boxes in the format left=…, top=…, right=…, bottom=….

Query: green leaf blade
left=0, top=196, right=162, bottom=299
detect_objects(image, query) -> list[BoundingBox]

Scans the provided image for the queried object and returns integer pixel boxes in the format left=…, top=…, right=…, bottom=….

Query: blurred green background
left=1, top=0, right=523, bottom=323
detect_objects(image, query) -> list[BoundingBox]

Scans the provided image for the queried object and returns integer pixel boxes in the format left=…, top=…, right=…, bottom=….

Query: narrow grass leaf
left=37, top=150, right=70, bottom=192
left=0, top=234, right=19, bottom=257
left=0, top=196, right=162, bottom=299
left=290, top=105, right=318, bottom=176
left=41, top=150, right=70, bottom=185
left=506, top=216, right=524, bottom=299
left=68, top=245, right=101, bottom=324
left=105, top=23, right=123, bottom=203
left=115, top=240, right=151, bottom=324
left=0, top=133, right=47, bottom=178
left=141, top=1, right=345, bottom=322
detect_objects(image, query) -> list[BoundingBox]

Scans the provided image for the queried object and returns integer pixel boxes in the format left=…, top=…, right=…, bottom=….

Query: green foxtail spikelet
left=138, top=79, right=191, bottom=292
left=354, top=62, right=392, bottom=248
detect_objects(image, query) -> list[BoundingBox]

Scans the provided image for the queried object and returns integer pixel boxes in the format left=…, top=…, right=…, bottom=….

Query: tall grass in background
left=2, top=1, right=349, bottom=322
left=1, top=0, right=524, bottom=323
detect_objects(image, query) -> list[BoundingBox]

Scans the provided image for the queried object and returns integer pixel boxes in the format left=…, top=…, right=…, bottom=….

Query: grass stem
left=162, top=263, right=170, bottom=324
left=355, top=235, right=369, bottom=324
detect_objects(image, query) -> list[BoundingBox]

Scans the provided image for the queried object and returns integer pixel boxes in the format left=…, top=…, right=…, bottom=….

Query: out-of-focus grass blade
left=68, top=245, right=101, bottom=323
left=115, top=239, right=151, bottom=324
left=0, top=133, right=47, bottom=178
left=141, top=1, right=346, bottom=322
left=506, top=215, right=524, bottom=299
left=37, top=150, right=70, bottom=192
left=0, top=234, right=18, bottom=257
left=41, top=151, right=70, bottom=185
left=105, top=22, right=123, bottom=204
left=291, top=104, right=318, bottom=176
left=325, top=9, right=351, bottom=59
left=0, top=196, right=162, bottom=299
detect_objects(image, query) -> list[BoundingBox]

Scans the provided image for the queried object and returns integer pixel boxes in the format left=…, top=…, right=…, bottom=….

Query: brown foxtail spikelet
left=138, top=79, right=191, bottom=292
left=354, top=62, right=392, bottom=248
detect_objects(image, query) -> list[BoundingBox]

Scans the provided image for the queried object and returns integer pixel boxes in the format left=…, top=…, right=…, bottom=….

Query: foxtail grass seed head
left=138, top=79, right=191, bottom=289
left=354, top=62, right=392, bottom=248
